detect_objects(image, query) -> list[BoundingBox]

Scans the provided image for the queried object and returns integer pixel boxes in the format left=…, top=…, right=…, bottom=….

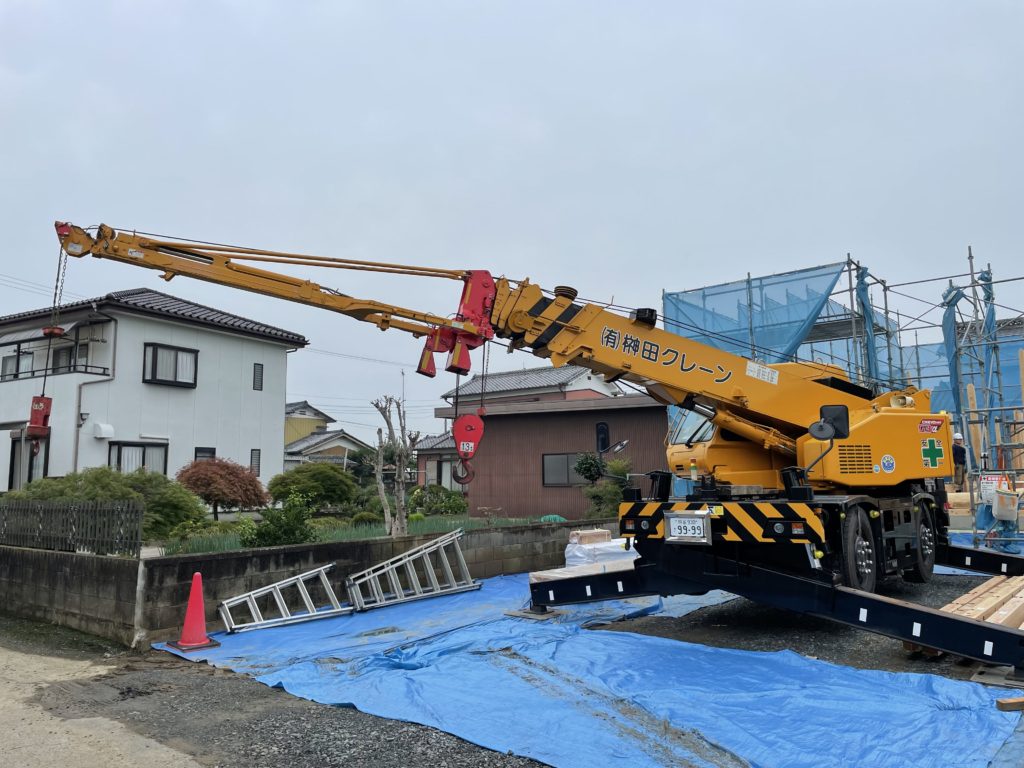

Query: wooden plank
left=997, top=697, right=1024, bottom=712
left=987, top=594, right=1024, bottom=628
left=955, top=577, right=1024, bottom=621
left=942, top=576, right=1005, bottom=611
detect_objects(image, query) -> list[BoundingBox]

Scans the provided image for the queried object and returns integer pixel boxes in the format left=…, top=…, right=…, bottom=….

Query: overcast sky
left=2, top=1, right=1022, bottom=439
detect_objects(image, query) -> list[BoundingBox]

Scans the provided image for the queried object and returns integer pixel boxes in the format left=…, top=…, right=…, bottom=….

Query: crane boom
left=55, top=221, right=947, bottom=493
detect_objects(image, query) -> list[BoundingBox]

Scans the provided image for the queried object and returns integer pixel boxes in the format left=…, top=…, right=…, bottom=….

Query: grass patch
left=162, top=532, right=242, bottom=555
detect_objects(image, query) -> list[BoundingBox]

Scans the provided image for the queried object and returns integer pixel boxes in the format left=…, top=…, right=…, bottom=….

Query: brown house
left=435, top=393, right=668, bottom=520
left=415, top=432, right=466, bottom=491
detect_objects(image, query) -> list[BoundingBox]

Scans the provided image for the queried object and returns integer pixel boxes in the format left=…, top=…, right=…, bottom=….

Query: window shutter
left=253, top=363, right=264, bottom=391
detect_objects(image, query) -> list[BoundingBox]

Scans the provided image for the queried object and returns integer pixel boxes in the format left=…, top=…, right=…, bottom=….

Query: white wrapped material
left=565, top=538, right=639, bottom=568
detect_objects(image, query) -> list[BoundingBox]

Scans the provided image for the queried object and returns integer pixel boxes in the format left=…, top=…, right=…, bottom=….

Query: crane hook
left=452, top=458, right=475, bottom=484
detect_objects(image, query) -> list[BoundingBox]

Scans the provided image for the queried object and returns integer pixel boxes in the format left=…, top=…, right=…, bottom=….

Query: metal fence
left=0, top=500, right=143, bottom=557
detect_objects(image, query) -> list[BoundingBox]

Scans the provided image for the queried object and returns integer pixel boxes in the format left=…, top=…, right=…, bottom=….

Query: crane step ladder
left=218, top=563, right=353, bottom=633
left=346, top=528, right=480, bottom=611
left=218, top=529, right=480, bottom=633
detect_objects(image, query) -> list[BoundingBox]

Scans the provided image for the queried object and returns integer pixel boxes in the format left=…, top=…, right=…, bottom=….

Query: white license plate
left=668, top=516, right=706, bottom=540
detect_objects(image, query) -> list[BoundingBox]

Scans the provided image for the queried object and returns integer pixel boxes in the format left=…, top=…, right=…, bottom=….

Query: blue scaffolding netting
left=662, top=263, right=1024, bottom=489
left=662, top=262, right=846, bottom=363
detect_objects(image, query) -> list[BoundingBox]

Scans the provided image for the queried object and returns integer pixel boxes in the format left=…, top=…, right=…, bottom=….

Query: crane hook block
left=452, top=413, right=485, bottom=460
left=26, top=395, right=52, bottom=439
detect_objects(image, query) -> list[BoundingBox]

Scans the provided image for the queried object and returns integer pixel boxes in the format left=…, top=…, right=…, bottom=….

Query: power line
left=305, top=347, right=411, bottom=368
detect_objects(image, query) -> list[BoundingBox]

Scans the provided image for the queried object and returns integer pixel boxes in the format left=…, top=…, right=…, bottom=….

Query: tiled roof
left=285, top=400, right=335, bottom=422
left=285, top=429, right=371, bottom=454
left=441, top=365, right=589, bottom=398
left=0, top=288, right=307, bottom=346
left=417, top=433, right=455, bottom=451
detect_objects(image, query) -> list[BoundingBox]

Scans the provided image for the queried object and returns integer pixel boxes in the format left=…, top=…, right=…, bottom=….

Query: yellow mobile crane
left=54, top=222, right=1024, bottom=675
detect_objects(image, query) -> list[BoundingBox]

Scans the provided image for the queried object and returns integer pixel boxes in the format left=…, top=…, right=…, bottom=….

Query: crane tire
left=842, top=506, right=879, bottom=593
left=902, top=504, right=936, bottom=584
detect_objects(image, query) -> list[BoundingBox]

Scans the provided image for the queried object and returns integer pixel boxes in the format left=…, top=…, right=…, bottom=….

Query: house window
left=109, top=442, right=168, bottom=474
left=195, top=447, right=216, bottom=461
left=9, top=437, right=48, bottom=490
left=51, top=344, right=88, bottom=373
left=252, top=363, right=264, bottom=391
left=1, top=350, right=33, bottom=381
left=249, top=449, right=261, bottom=476
left=143, top=343, right=198, bottom=387
left=542, top=453, right=588, bottom=487
left=596, top=422, right=610, bottom=453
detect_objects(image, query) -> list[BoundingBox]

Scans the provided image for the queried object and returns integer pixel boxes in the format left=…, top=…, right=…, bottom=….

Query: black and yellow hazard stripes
left=618, top=501, right=669, bottom=538
left=619, top=500, right=824, bottom=544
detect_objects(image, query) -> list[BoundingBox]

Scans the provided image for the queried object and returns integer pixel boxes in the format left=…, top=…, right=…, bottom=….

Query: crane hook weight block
left=453, top=413, right=484, bottom=461
left=26, top=396, right=52, bottom=439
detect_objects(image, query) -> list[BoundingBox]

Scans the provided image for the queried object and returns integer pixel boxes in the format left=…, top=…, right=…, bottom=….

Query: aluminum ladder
left=218, top=563, right=353, bottom=632
left=218, top=529, right=480, bottom=632
left=346, top=528, right=480, bottom=610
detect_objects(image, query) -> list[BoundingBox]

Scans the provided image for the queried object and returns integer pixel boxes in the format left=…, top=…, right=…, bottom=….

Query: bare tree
left=371, top=395, right=420, bottom=536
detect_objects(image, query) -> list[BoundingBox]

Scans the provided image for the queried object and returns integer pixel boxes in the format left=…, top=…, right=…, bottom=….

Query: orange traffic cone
left=168, top=572, right=220, bottom=651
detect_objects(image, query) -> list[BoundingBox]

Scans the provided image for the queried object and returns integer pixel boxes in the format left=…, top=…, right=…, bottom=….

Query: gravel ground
left=0, top=572, right=1005, bottom=767
left=0, top=615, right=543, bottom=768
left=607, top=572, right=991, bottom=679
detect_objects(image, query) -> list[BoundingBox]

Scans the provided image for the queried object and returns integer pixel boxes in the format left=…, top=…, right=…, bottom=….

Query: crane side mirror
left=809, top=405, right=850, bottom=441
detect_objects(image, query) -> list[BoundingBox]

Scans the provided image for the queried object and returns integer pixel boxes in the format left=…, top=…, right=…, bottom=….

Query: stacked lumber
left=904, top=576, right=1024, bottom=656
left=944, top=576, right=1024, bottom=627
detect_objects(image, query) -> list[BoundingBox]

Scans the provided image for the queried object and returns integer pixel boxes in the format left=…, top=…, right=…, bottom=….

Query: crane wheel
left=841, top=506, right=878, bottom=593
left=902, top=504, right=936, bottom=584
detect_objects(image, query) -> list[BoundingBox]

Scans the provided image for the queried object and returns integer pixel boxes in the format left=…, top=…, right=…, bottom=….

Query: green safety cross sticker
left=921, top=438, right=944, bottom=468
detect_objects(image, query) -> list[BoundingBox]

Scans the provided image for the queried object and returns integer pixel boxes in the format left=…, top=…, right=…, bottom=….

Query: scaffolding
left=661, top=250, right=1024, bottom=530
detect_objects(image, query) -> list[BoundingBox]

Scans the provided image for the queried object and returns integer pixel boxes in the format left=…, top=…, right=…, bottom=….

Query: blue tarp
left=161, top=575, right=1021, bottom=768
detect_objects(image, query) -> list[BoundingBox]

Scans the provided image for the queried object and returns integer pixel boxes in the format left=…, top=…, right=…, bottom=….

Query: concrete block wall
left=0, top=518, right=618, bottom=646
left=0, top=547, right=141, bottom=645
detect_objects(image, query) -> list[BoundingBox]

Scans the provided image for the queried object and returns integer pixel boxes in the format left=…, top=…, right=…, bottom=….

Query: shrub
left=7, top=466, right=205, bottom=540
left=243, top=493, right=314, bottom=548
left=337, top=487, right=395, bottom=518
left=408, top=512, right=426, bottom=523
left=124, top=470, right=207, bottom=539
left=583, top=457, right=632, bottom=519
left=7, top=466, right=139, bottom=502
left=351, top=511, right=382, bottom=526
left=408, top=485, right=468, bottom=516
left=573, top=453, right=605, bottom=484
left=583, top=481, right=626, bottom=519
left=605, top=457, right=632, bottom=486
left=168, top=518, right=237, bottom=540
left=267, top=463, right=357, bottom=507
left=176, top=458, right=268, bottom=520
left=235, top=516, right=258, bottom=547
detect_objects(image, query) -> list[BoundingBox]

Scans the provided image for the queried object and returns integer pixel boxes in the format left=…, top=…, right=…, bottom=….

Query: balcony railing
left=0, top=363, right=110, bottom=383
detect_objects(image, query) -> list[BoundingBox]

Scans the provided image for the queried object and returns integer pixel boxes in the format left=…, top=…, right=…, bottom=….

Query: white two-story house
left=0, top=288, right=307, bottom=491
